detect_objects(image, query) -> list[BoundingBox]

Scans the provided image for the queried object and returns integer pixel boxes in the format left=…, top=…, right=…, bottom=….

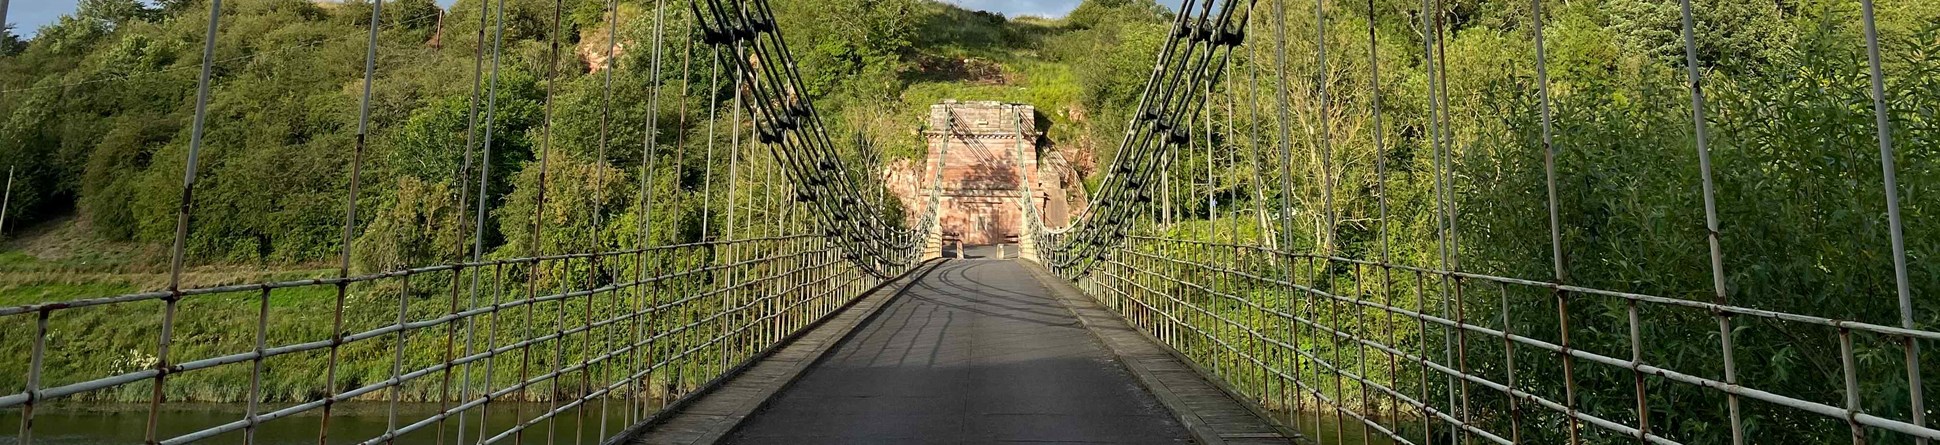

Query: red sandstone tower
left=920, top=100, right=1067, bottom=246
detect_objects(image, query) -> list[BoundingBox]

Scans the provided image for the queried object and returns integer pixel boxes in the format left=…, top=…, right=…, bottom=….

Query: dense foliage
left=1133, top=0, right=1940, bottom=443
left=4, top=0, right=1940, bottom=442
left=0, top=0, right=1169, bottom=268
left=0, top=0, right=1165, bottom=406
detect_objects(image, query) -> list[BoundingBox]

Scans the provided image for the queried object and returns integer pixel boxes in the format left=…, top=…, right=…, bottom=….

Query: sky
left=7, top=0, right=82, bottom=37
left=7, top=0, right=1179, bottom=38
left=942, top=0, right=1086, bottom=18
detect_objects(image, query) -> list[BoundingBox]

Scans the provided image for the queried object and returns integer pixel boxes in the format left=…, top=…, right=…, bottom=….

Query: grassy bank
left=0, top=218, right=858, bottom=404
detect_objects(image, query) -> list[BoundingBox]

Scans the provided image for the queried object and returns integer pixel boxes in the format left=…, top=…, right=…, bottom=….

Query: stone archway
left=921, top=100, right=1044, bottom=246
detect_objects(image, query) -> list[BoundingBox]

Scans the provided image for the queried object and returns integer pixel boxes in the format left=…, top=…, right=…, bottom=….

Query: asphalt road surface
left=724, top=260, right=1193, bottom=444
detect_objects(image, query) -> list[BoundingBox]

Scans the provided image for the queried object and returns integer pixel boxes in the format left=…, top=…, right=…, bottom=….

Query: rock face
left=1041, top=148, right=1085, bottom=227
left=891, top=100, right=1075, bottom=246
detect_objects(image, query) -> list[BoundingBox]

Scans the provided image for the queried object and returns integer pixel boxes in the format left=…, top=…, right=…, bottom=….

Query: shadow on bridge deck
left=622, top=259, right=1295, bottom=445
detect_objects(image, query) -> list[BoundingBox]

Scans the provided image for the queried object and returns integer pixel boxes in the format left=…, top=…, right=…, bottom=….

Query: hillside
left=10, top=1, right=1940, bottom=440
left=0, top=0, right=1180, bottom=405
left=0, top=0, right=1174, bottom=275
left=866, top=2, right=1170, bottom=221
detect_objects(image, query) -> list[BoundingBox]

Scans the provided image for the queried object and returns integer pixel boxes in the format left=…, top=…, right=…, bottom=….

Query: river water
left=3, top=404, right=1390, bottom=444
left=1286, top=413, right=1405, bottom=445
left=0, top=402, right=641, bottom=445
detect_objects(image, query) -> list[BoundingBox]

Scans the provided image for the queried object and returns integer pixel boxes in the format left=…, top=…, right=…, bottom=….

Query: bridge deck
left=626, top=257, right=1295, bottom=445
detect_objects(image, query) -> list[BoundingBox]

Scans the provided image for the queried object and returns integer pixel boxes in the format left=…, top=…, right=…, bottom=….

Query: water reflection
left=1, top=404, right=1393, bottom=444
left=1, top=401, right=653, bottom=445
left=1281, top=411, right=1409, bottom=445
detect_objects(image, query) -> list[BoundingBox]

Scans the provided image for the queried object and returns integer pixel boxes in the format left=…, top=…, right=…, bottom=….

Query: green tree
left=354, top=176, right=466, bottom=272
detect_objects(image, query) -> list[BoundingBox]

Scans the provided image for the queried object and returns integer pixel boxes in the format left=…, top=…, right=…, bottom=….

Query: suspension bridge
left=3, top=0, right=1937, bottom=444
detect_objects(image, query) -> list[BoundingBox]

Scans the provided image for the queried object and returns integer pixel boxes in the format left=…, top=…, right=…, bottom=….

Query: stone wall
left=927, top=101, right=1032, bottom=245
left=914, top=101, right=1036, bottom=245
left=879, top=100, right=1078, bottom=246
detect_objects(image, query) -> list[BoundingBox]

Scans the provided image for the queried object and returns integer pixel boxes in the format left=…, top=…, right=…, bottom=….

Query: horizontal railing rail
left=1079, top=235, right=1940, bottom=444
left=3, top=235, right=900, bottom=445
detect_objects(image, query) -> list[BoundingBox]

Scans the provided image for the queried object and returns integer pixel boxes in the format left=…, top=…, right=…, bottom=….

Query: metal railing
left=1075, top=235, right=1940, bottom=444
left=2, top=235, right=902, bottom=444
left=1024, top=0, right=1940, bottom=443
left=0, top=0, right=935, bottom=443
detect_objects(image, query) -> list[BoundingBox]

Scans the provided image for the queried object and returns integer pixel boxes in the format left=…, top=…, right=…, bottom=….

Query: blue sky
left=946, top=0, right=1191, bottom=18
left=8, top=0, right=82, bottom=36
left=944, top=0, right=1086, bottom=18
left=7, top=0, right=1168, bottom=37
